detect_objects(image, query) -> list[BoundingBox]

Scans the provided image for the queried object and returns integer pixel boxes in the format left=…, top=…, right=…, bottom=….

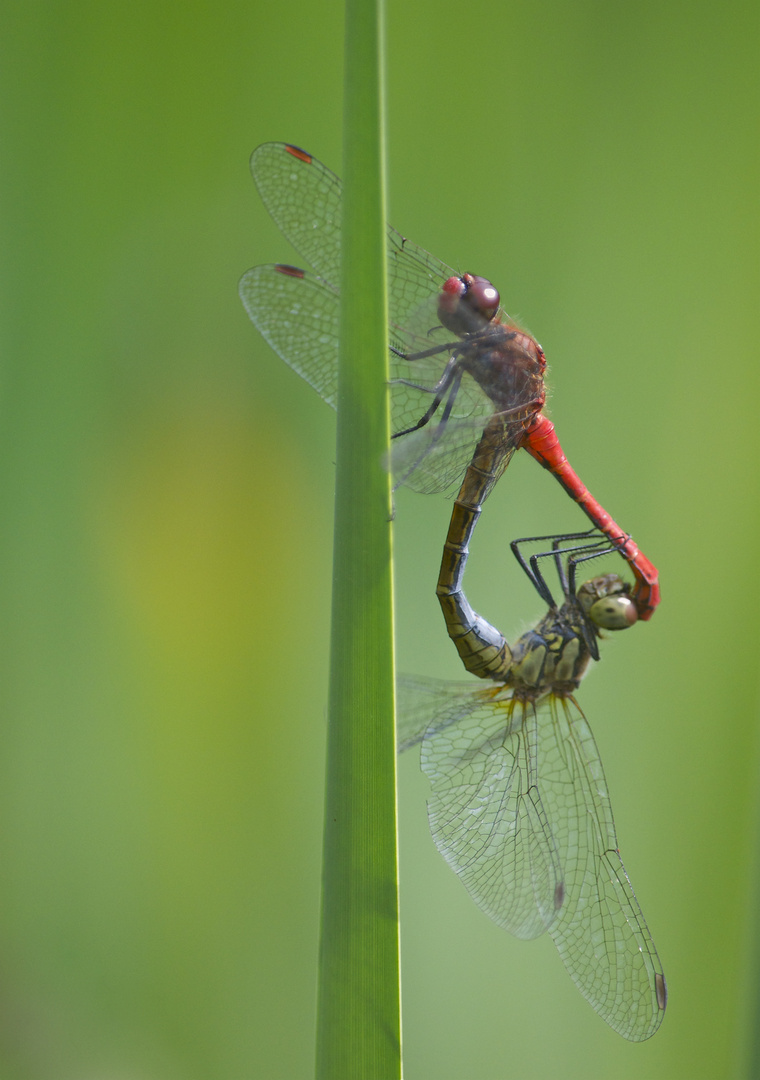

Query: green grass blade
left=314, top=0, right=400, bottom=1077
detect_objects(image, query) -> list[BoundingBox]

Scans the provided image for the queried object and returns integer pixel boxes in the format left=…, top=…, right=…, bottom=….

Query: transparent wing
left=390, top=402, right=539, bottom=497
left=250, top=142, right=343, bottom=287
left=239, top=265, right=340, bottom=408
left=397, top=675, right=564, bottom=940
left=250, top=141, right=465, bottom=343
left=397, top=674, right=484, bottom=751
left=397, top=674, right=667, bottom=1041
left=387, top=416, right=518, bottom=496
left=539, top=696, right=666, bottom=1041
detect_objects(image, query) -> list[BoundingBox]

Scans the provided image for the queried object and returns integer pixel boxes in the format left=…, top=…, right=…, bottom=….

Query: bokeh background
left=2, top=1, right=759, bottom=1077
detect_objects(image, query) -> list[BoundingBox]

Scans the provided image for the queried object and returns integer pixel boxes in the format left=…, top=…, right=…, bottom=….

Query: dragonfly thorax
left=507, top=616, right=592, bottom=700
left=458, top=327, right=547, bottom=418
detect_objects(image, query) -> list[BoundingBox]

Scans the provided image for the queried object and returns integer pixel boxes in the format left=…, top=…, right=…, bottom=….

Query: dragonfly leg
left=391, top=355, right=461, bottom=439
left=510, top=531, right=630, bottom=662
left=389, top=378, right=438, bottom=393
left=511, top=529, right=616, bottom=608
left=390, top=339, right=462, bottom=362
left=391, top=369, right=465, bottom=494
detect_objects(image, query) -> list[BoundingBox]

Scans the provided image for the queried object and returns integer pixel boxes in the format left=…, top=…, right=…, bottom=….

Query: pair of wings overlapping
left=397, top=675, right=666, bottom=1041
left=239, top=141, right=532, bottom=496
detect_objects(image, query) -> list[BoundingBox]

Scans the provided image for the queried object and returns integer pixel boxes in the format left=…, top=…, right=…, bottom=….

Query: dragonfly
left=397, top=545, right=667, bottom=1041
left=239, top=143, right=661, bottom=663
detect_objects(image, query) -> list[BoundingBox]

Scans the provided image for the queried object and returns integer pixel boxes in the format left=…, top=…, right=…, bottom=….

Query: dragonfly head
left=438, top=273, right=500, bottom=335
left=578, top=574, right=638, bottom=631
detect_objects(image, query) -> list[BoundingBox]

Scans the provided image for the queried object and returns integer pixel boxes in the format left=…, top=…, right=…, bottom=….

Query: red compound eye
left=439, top=275, right=467, bottom=313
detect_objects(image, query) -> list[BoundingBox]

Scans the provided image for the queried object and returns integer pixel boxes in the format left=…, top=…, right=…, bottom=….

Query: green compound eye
left=588, top=593, right=638, bottom=630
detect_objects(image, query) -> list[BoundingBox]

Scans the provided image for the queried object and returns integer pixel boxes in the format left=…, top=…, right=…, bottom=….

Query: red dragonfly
left=239, top=143, right=660, bottom=633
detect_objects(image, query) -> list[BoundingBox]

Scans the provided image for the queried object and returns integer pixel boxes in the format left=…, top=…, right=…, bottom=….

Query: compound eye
left=588, top=593, right=638, bottom=630
left=441, top=275, right=467, bottom=300
left=437, top=276, right=467, bottom=320
left=464, top=275, right=500, bottom=320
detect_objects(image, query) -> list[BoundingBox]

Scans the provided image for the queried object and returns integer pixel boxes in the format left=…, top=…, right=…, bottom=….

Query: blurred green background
left=1, top=0, right=758, bottom=1077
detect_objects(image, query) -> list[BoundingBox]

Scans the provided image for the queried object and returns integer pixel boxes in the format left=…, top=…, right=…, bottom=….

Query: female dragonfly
left=398, top=536, right=666, bottom=1041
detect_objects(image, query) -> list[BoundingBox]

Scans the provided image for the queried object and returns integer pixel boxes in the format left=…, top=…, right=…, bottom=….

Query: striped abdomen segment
left=436, top=418, right=516, bottom=681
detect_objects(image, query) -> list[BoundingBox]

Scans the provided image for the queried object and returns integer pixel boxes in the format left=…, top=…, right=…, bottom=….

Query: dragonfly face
left=577, top=572, right=638, bottom=630
left=437, top=273, right=501, bottom=334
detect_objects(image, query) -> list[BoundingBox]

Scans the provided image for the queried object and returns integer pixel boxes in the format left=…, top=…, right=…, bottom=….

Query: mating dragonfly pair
left=240, top=142, right=666, bottom=1041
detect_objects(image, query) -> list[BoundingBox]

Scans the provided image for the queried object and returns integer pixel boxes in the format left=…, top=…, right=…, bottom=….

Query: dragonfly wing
left=385, top=227, right=466, bottom=360
left=239, top=265, right=340, bottom=409
left=398, top=676, right=564, bottom=940
left=386, top=409, right=523, bottom=496
left=396, top=674, right=484, bottom=751
left=250, top=143, right=342, bottom=287
left=250, top=143, right=462, bottom=328
left=386, top=223, right=458, bottom=327
left=538, top=696, right=666, bottom=1040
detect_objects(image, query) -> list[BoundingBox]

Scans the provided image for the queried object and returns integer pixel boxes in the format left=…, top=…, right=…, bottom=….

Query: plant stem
left=315, top=0, right=400, bottom=1076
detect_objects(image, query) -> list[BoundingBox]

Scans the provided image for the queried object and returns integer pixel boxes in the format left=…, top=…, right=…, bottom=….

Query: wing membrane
left=539, top=696, right=665, bottom=1040
left=397, top=674, right=666, bottom=1041
left=239, top=265, right=340, bottom=407
left=398, top=676, right=563, bottom=940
